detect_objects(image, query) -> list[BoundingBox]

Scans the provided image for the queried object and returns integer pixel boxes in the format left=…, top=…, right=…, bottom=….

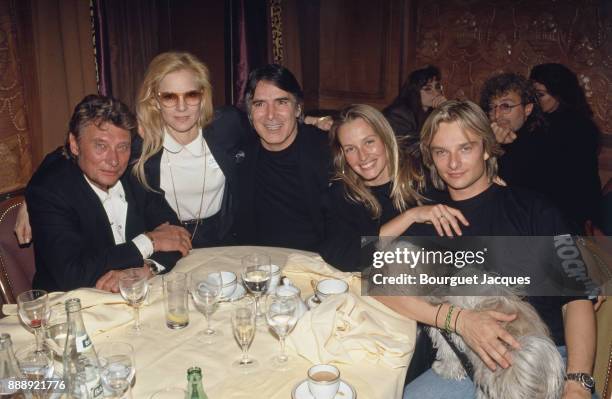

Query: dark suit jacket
left=27, top=150, right=182, bottom=292
left=132, top=106, right=248, bottom=244
left=232, top=122, right=332, bottom=249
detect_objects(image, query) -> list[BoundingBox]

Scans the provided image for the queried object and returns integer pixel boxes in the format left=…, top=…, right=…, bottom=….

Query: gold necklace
left=166, top=136, right=207, bottom=241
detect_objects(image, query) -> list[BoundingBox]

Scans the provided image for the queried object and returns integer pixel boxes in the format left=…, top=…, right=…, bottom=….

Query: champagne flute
left=98, top=342, right=135, bottom=399
left=266, top=291, right=298, bottom=370
left=119, top=268, right=149, bottom=335
left=241, top=254, right=271, bottom=322
left=17, top=289, right=49, bottom=353
left=231, top=297, right=258, bottom=370
left=190, top=268, right=223, bottom=343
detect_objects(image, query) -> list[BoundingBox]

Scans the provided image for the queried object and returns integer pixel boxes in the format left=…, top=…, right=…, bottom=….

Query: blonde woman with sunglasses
left=132, top=52, right=248, bottom=248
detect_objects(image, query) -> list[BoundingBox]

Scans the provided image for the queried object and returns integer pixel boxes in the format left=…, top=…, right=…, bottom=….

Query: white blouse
left=159, top=130, right=225, bottom=221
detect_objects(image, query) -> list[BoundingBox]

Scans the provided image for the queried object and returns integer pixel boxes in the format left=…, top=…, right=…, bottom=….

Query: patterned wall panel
left=0, top=1, right=32, bottom=194
left=412, top=0, right=612, bottom=184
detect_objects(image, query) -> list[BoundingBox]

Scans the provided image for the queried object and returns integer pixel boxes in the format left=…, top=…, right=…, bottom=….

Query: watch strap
left=565, top=372, right=595, bottom=392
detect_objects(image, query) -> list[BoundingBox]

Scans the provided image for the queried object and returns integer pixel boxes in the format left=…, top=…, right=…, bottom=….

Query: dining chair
left=0, top=194, right=35, bottom=306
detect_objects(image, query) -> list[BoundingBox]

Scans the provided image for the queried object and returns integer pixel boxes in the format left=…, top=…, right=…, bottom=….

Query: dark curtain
left=91, top=0, right=159, bottom=110
left=230, top=0, right=268, bottom=108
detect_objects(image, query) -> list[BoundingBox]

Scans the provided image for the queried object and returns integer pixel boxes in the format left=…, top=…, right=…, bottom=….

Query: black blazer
left=132, top=106, right=249, bottom=243
left=27, top=150, right=182, bottom=292
left=232, top=122, right=332, bottom=248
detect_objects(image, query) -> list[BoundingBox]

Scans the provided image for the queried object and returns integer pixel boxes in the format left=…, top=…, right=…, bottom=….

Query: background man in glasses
left=479, top=72, right=547, bottom=191
left=26, top=95, right=191, bottom=292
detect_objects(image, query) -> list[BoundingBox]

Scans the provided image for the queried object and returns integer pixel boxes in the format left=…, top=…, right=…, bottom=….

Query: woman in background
left=529, top=63, right=601, bottom=232
left=383, top=65, right=448, bottom=149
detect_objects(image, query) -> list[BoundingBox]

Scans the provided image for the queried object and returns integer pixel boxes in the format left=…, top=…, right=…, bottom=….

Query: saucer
left=306, top=295, right=320, bottom=309
left=223, top=284, right=246, bottom=302
left=291, top=379, right=356, bottom=399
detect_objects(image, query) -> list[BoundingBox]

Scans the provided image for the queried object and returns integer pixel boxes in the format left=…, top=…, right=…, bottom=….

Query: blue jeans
left=403, top=346, right=599, bottom=399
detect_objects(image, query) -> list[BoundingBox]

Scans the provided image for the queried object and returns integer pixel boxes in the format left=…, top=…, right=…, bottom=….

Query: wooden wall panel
left=0, top=0, right=33, bottom=195
left=411, top=0, right=612, bottom=185
left=298, top=0, right=404, bottom=111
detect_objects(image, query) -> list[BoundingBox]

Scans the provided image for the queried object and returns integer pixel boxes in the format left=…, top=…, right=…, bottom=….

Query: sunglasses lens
left=159, top=92, right=179, bottom=107
left=185, top=91, right=203, bottom=105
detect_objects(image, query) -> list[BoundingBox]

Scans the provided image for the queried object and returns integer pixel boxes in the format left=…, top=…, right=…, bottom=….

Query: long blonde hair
left=329, top=104, right=423, bottom=219
left=133, top=51, right=214, bottom=190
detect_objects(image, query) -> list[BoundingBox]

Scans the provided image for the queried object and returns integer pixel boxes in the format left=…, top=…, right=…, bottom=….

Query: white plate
left=291, top=379, right=356, bottom=399
left=306, top=294, right=321, bottom=309
left=223, top=284, right=246, bottom=302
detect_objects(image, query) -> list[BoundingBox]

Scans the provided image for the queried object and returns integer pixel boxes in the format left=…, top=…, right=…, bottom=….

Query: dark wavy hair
left=529, top=63, right=593, bottom=117
left=387, top=65, right=441, bottom=130
left=479, top=72, right=545, bottom=133
left=244, top=64, right=304, bottom=122
left=64, top=94, right=137, bottom=160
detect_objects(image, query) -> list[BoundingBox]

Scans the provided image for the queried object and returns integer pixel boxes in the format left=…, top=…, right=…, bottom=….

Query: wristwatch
left=565, top=372, right=595, bottom=392
left=144, top=260, right=162, bottom=276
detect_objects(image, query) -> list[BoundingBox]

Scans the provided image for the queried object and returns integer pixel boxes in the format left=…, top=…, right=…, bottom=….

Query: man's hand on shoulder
left=95, top=266, right=153, bottom=293
left=147, top=222, right=192, bottom=256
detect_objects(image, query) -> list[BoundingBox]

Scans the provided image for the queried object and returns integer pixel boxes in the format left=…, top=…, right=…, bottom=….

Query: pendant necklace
left=166, top=136, right=207, bottom=241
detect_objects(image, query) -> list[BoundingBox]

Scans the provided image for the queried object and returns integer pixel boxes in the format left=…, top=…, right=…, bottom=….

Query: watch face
left=580, top=374, right=595, bottom=389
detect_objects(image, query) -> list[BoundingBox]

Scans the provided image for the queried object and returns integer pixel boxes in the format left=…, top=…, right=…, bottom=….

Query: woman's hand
left=410, top=204, right=469, bottom=237
left=455, top=309, right=521, bottom=370
left=14, top=203, right=32, bottom=244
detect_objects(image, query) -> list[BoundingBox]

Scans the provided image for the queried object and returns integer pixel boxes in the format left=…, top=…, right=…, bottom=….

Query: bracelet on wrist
left=444, top=304, right=455, bottom=333
left=454, top=308, right=463, bottom=333
left=434, top=304, right=443, bottom=328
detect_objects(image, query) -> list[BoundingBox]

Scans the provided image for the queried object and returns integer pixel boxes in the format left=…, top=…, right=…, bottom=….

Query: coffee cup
left=315, top=279, right=349, bottom=301
left=163, top=272, right=189, bottom=329
left=307, top=364, right=340, bottom=399
left=206, top=271, right=238, bottom=300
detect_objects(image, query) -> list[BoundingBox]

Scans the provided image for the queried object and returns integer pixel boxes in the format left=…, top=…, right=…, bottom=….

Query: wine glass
left=17, top=289, right=49, bottom=353
left=231, top=296, right=258, bottom=371
left=241, top=254, right=271, bottom=322
left=98, top=342, right=135, bottom=399
left=266, top=291, right=298, bottom=370
left=119, top=268, right=150, bottom=335
left=190, top=268, right=223, bottom=343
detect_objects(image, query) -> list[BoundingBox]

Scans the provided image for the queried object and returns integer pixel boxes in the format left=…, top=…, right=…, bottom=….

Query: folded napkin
left=282, top=253, right=359, bottom=290
left=2, top=288, right=133, bottom=335
left=289, top=292, right=415, bottom=368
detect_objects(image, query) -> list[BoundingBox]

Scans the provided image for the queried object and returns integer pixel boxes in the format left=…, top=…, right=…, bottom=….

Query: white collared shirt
left=159, top=129, right=225, bottom=221
left=84, top=176, right=154, bottom=260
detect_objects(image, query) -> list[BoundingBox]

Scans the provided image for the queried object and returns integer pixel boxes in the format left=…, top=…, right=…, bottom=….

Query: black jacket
left=27, top=150, right=182, bottom=292
left=232, top=123, right=331, bottom=249
left=132, top=106, right=249, bottom=244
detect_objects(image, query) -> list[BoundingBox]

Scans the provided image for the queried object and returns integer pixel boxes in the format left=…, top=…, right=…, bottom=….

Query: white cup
left=307, top=364, right=340, bottom=399
left=315, top=279, right=349, bottom=301
left=206, top=271, right=237, bottom=300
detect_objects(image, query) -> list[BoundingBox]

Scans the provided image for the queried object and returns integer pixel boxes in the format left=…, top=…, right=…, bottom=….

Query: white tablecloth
left=1, top=246, right=416, bottom=399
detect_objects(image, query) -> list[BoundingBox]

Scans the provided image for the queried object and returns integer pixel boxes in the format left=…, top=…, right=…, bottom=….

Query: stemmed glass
left=241, top=254, right=271, bottom=322
left=119, top=268, right=150, bottom=335
left=17, top=289, right=49, bottom=353
left=266, top=291, right=298, bottom=370
left=190, top=268, right=223, bottom=343
left=98, top=342, right=135, bottom=399
left=231, top=296, right=258, bottom=371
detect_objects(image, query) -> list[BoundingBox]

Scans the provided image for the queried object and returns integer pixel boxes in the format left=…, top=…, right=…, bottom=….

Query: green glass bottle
left=186, top=367, right=208, bottom=399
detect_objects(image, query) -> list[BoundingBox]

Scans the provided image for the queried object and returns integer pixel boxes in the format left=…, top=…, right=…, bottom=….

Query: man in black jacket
left=233, top=64, right=331, bottom=252
left=27, top=95, right=191, bottom=292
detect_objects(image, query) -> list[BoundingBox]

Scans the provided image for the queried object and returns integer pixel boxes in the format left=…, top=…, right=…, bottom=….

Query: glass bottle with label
left=0, top=333, right=26, bottom=398
left=63, top=298, right=104, bottom=399
left=186, top=367, right=208, bottom=399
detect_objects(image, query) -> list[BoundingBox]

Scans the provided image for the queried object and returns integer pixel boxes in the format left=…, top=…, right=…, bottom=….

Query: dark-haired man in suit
left=27, top=95, right=191, bottom=292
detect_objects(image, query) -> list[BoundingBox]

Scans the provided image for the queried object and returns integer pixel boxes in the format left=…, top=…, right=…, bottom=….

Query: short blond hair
left=420, top=100, right=503, bottom=190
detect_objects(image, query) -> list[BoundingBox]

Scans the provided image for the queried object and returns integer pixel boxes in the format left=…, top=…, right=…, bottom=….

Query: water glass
left=163, top=273, right=189, bottom=330
left=97, top=342, right=135, bottom=399
left=119, top=268, right=150, bottom=335
left=266, top=292, right=298, bottom=370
